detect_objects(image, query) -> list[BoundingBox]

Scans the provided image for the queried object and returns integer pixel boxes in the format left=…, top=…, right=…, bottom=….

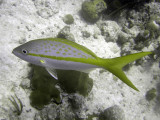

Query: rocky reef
left=0, top=0, right=160, bottom=120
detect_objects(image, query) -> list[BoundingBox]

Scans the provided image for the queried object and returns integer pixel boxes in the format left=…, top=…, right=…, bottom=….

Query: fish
left=12, top=38, right=152, bottom=91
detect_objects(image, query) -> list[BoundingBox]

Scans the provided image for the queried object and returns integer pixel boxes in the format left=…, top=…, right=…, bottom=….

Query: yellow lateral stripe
left=28, top=53, right=102, bottom=66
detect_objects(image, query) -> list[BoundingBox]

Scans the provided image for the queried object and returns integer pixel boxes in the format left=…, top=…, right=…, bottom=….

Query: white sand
left=0, top=0, right=159, bottom=119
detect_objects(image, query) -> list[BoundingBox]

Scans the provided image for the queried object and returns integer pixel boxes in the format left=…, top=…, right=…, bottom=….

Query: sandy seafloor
left=0, top=0, right=160, bottom=120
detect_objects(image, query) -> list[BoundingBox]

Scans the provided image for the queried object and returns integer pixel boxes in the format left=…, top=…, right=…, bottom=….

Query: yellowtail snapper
left=12, top=38, right=152, bottom=91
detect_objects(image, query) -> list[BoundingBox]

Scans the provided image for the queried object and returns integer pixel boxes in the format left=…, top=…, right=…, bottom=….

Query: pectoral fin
left=46, top=67, right=58, bottom=80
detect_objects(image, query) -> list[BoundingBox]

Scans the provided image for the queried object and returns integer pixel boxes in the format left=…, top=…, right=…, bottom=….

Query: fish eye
left=22, top=49, right=28, bottom=55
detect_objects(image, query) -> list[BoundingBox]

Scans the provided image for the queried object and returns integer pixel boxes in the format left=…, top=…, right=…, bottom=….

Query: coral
left=99, top=105, right=125, bottom=120
left=86, top=114, right=99, bottom=120
left=57, top=26, right=75, bottom=42
left=81, top=0, right=107, bottom=23
left=33, top=0, right=58, bottom=19
left=97, top=21, right=121, bottom=42
left=134, top=15, right=160, bottom=51
left=104, top=0, right=150, bottom=19
left=147, top=20, right=159, bottom=31
left=117, top=32, right=130, bottom=45
left=135, top=30, right=150, bottom=42
left=145, top=88, right=157, bottom=101
left=146, top=16, right=160, bottom=39
left=134, top=30, right=150, bottom=50
left=30, top=65, right=61, bottom=109
left=57, top=70, right=93, bottom=97
left=63, top=14, right=74, bottom=24
left=155, top=0, right=160, bottom=2
left=20, top=78, right=30, bottom=89
left=69, top=94, right=85, bottom=110
left=82, top=31, right=91, bottom=38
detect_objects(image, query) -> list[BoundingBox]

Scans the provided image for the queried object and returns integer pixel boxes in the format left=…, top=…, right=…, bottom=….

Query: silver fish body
left=12, top=38, right=153, bottom=91
left=12, top=38, right=99, bottom=71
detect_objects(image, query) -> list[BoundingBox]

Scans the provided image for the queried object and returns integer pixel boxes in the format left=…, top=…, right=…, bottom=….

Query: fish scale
left=12, top=38, right=153, bottom=91
left=31, top=40, right=94, bottom=59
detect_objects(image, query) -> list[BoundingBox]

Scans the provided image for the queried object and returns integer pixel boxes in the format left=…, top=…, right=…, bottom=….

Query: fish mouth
left=12, top=48, right=18, bottom=56
left=12, top=49, right=16, bottom=55
left=12, top=48, right=21, bottom=58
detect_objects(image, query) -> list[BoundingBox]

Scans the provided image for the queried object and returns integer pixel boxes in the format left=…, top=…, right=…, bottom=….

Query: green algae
left=29, top=65, right=93, bottom=109
left=63, top=14, right=74, bottom=25
left=57, top=70, right=93, bottom=97
left=9, top=94, right=23, bottom=116
left=81, top=0, right=107, bottom=23
left=30, top=65, right=61, bottom=109
left=145, top=88, right=157, bottom=101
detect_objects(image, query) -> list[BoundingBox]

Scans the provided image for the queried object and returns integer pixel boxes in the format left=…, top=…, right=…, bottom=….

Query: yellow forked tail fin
left=102, top=52, right=153, bottom=91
